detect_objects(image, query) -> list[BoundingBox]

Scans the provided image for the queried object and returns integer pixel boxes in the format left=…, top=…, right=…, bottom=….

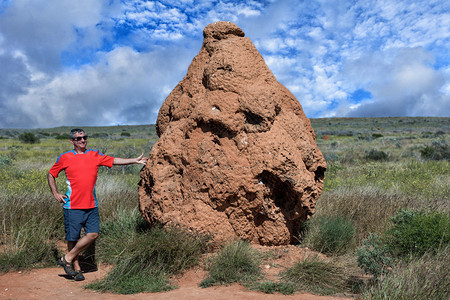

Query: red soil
left=0, top=245, right=354, bottom=300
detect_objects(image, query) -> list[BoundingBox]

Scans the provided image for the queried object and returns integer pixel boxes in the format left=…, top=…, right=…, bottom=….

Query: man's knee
left=86, top=232, right=99, bottom=240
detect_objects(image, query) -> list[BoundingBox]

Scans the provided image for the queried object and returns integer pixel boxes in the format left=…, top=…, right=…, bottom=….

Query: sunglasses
left=73, top=136, right=88, bottom=141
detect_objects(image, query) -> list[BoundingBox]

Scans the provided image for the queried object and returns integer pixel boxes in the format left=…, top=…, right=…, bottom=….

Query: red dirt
left=0, top=245, right=354, bottom=300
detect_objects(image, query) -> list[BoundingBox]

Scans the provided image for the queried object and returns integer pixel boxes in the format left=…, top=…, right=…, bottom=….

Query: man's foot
left=73, top=271, right=85, bottom=281
left=57, top=256, right=77, bottom=276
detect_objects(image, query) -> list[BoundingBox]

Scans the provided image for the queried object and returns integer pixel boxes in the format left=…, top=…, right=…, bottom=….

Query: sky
left=0, top=0, right=449, bottom=129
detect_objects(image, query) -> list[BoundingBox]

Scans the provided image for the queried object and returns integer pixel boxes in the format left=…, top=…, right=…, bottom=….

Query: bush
left=200, top=240, right=261, bottom=287
left=91, top=132, right=109, bottom=138
left=362, top=249, right=450, bottom=300
left=121, top=131, right=131, bottom=137
left=303, top=215, right=355, bottom=255
left=356, top=233, right=392, bottom=279
left=385, top=209, right=450, bottom=258
left=280, top=257, right=349, bottom=295
left=55, top=133, right=70, bottom=140
left=0, top=155, right=12, bottom=167
left=18, top=132, right=40, bottom=144
left=365, top=149, right=388, bottom=161
left=420, top=140, right=449, bottom=160
left=88, top=225, right=209, bottom=294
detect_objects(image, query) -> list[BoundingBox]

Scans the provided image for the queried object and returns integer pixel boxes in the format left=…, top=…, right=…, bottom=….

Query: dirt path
left=0, top=245, right=354, bottom=299
left=0, top=267, right=352, bottom=300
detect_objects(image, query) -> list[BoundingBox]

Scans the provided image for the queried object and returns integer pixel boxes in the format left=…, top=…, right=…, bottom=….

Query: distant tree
left=18, top=132, right=40, bottom=144
left=55, top=134, right=70, bottom=140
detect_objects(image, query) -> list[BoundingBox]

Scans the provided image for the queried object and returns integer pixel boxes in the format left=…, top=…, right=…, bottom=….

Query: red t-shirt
left=49, top=149, right=114, bottom=209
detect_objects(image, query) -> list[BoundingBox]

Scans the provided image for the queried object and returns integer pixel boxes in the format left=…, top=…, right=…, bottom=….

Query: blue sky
left=0, top=0, right=449, bottom=128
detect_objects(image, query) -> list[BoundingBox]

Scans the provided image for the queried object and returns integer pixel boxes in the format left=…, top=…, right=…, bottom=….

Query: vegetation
left=356, top=233, right=392, bottom=279
left=0, top=117, right=449, bottom=298
left=385, top=209, right=449, bottom=258
left=362, top=248, right=449, bottom=300
left=200, top=240, right=262, bottom=287
left=87, top=223, right=209, bottom=294
left=18, top=132, right=40, bottom=144
left=279, top=257, right=351, bottom=295
left=303, top=215, right=356, bottom=255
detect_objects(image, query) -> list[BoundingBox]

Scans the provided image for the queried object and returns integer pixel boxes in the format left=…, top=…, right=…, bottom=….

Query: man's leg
left=67, top=241, right=80, bottom=271
left=65, top=208, right=99, bottom=265
left=65, top=233, right=98, bottom=264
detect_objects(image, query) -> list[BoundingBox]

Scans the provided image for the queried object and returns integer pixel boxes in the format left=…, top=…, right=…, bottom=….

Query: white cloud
left=0, top=0, right=448, bottom=128
left=9, top=45, right=195, bottom=128
left=344, top=47, right=449, bottom=117
left=0, top=0, right=105, bottom=72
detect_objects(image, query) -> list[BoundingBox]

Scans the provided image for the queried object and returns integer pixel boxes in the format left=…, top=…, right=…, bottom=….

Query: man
left=47, top=128, right=148, bottom=281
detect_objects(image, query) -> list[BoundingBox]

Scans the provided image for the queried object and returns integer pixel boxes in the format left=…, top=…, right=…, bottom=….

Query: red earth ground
left=0, top=245, right=355, bottom=300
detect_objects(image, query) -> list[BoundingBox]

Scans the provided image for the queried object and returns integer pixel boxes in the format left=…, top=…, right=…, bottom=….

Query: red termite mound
left=139, top=21, right=326, bottom=245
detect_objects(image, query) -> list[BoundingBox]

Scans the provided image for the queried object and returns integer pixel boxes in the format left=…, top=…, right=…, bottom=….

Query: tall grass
left=200, top=240, right=262, bottom=287
left=0, top=170, right=63, bottom=272
left=279, top=256, right=352, bottom=295
left=362, top=248, right=450, bottom=300
left=303, top=215, right=355, bottom=255
left=87, top=224, right=209, bottom=294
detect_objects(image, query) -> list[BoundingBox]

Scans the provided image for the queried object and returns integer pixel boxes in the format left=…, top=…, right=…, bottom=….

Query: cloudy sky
left=0, top=0, right=449, bottom=128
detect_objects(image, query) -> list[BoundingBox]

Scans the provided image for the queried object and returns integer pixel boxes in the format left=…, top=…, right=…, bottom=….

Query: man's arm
left=113, top=153, right=148, bottom=165
left=47, top=172, right=67, bottom=203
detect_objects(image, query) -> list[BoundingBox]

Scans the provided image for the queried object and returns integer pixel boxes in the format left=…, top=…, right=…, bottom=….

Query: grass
left=0, top=117, right=449, bottom=297
left=200, top=240, right=262, bottom=287
left=279, top=256, right=351, bottom=295
left=302, top=215, right=356, bottom=255
left=362, top=248, right=450, bottom=300
left=87, top=224, right=209, bottom=294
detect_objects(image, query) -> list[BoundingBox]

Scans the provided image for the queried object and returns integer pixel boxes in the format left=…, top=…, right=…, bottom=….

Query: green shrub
left=365, top=149, right=388, bottom=161
left=91, top=132, right=109, bottom=138
left=385, top=209, right=450, bottom=258
left=88, top=225, right=209, bottom=294
left=356, top=233, right=392, bottom=279
left=121, top=131, right=131, bottom=137
left=55, top=133, right=70, bottom=140
left=303, top=215, right=355, bottom=255
left=200, top=240, right=261, bottom=287
left=0, top=155, right=12, bottom=167
left=18, top=132, right=40, bottom=144
left=362, top=249, right=450, bottom=300
left=280, top=257, right=349, bottom=295
left=420, top=140, right=449, bottom=160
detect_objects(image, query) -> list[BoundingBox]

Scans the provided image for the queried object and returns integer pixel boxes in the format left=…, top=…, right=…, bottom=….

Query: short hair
left=70, top=128, right=85, bottom=139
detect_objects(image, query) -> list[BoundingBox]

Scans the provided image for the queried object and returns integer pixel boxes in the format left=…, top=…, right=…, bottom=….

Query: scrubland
left=0, top=117, right=448, bottom=299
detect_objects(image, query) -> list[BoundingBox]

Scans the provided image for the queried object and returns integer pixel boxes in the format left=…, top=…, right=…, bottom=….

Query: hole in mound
left=257, top=170, right=308, bottom=244
left=314, top=166, right=326, bottom=182
left=198, top=120, right=235, bottom=139
left=243, top=110, right=264, bottom=125
left=258, top=171, right=297, bottom=212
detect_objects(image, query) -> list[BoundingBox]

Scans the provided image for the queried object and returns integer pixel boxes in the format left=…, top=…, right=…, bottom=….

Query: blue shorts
left=63, top=208, right=99, bottom=241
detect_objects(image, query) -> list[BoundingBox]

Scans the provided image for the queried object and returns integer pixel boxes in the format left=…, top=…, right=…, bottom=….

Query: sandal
left=74, top=270, right=85, bottom=281
left=57, top=256, right=76, bottom=276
